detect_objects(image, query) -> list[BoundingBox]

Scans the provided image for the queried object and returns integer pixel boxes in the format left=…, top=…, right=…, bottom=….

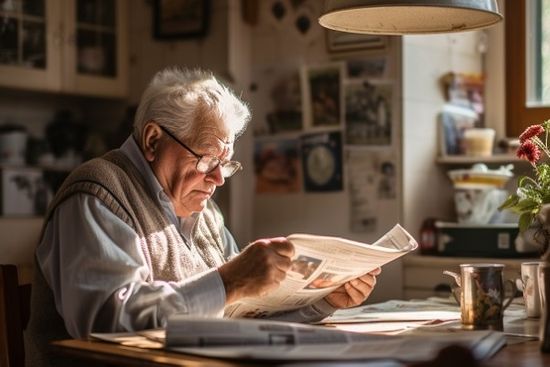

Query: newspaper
left=224, top=224, right=418, bottom=318
left=159, top=316, right=505, bottom=363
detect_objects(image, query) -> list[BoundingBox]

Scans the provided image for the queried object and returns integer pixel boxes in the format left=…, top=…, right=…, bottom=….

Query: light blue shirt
left=37, top=137, right=334, bottom=339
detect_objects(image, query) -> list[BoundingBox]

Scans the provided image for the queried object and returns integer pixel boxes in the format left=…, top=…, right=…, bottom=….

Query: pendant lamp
left=319, top=0, right=503, bottom=35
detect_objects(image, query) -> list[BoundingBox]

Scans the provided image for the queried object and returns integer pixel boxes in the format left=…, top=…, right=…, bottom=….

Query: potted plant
left=499, top=121, right=550, bottom=352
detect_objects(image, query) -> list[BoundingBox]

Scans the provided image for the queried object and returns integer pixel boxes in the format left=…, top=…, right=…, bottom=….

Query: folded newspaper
left=159, top=316, right=505, bottom=363
left=224, top=224, right=418, bottom=318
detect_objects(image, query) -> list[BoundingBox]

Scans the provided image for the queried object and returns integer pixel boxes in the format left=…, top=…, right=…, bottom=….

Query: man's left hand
left=324, top=267, right=381, bottom=309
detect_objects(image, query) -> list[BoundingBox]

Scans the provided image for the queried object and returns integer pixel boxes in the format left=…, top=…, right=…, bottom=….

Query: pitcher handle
left=450, top=283, right=461, bottom=305
left=503, top=279, right=516, bottom=310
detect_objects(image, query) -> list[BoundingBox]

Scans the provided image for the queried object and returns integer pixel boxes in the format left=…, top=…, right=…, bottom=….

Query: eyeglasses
left=158, top=125, right=242, bottom=178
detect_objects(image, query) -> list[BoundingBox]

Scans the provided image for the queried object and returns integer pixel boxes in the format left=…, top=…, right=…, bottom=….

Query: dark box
left=435, top=221, right=538, bottom=258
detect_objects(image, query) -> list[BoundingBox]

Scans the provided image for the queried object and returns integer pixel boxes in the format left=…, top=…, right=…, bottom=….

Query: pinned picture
left=346, top=149, right=398, bottom=233
left=345, top=80, right=392, bottom=146
left=254, top=138, right=302, bottom=194
left=253, top=67, right=303, bottom=136
left=302, top=63, right=344, bottom=129
left=301, top=131, right=343, bottom=192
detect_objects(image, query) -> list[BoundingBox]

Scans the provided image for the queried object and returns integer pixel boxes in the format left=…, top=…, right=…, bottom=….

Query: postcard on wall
left=253, top=66, right=303, bottom=136
left=346, top=149, right=398, bottom=233
left=345, top=80, right=393, bottom=146
left=301, top=131, right=343, bottom=192
left=301, top=63, right=345, bottom=130
left=346, top=57, right=388, bottom=79
left=254, top=138, right=302, bottom=194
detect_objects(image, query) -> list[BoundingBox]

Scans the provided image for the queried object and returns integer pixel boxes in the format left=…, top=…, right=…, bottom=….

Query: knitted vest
left=25, top=149, right=227, bottom=367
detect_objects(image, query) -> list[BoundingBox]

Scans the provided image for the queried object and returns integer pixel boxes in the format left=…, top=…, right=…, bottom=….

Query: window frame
left=505, top=0, right=550, bottom=136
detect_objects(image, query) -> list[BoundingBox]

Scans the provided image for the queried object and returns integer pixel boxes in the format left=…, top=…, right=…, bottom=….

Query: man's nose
left=206, top=165, right=225, bottom=186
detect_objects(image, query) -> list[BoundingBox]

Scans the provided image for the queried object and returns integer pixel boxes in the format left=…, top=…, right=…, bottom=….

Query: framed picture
left=326, top=30, right=387, bottom=53
left=301, top=62, right=345, bottom=130
left=153, top=0, right=210, bottom=39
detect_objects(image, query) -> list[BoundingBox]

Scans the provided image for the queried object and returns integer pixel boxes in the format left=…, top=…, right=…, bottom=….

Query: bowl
left=447, top=163, right=514, bottom=189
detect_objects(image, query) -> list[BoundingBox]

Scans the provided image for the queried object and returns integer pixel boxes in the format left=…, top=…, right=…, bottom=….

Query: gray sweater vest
left=25, top=149, right=227, bottom=367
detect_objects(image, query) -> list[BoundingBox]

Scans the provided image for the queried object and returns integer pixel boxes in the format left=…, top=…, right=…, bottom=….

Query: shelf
left=436, top=154, right=525, bottom=165
left=403, top=254, right=538, bottom=268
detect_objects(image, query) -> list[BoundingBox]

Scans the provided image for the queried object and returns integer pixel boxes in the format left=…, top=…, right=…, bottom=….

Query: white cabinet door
left=62, top=0, right=128, bottom=97
left=0, top=0, right=62, bottom=91
left=0, top=0, right=128, bottom=98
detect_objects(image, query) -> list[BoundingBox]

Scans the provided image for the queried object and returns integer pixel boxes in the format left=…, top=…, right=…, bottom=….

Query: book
left=224, top=223, right=418, bottom=318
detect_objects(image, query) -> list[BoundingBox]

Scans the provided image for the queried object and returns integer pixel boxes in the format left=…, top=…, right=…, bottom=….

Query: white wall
left=401, top=32, right=484, bottom=236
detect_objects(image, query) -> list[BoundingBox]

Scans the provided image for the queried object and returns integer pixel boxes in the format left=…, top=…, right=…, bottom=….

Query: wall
left=401, top=8, right=506, bottom=237
left=401, top=32, right=484, bottom=237
left=247, top=1, right=403, bottom=302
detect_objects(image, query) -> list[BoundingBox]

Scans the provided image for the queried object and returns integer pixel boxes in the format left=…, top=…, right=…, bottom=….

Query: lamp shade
left=318, top=0, right=503, bottom=35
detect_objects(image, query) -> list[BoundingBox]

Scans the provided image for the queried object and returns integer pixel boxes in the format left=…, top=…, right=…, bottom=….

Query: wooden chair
left=0, top=264, right=32, bottom=367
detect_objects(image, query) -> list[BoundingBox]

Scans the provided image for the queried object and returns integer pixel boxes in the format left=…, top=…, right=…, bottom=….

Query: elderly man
left=25, top=68, right=380, bottom=367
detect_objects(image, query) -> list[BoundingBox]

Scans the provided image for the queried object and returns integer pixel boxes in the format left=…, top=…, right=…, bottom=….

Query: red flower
left=517, top=140, right=542, bottom=163
left=519, top=124, right=545, bottom=143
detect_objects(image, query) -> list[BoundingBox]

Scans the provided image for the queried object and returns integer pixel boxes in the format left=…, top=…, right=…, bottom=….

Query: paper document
left=321, top=298, right=461, bottom=324
left=163, top=316, right=505, bottom=363
left=225, top=224, right=418, bottom=318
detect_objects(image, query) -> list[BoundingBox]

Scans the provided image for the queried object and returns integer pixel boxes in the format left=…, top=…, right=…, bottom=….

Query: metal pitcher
left=444, top=263, right=515, bottom=330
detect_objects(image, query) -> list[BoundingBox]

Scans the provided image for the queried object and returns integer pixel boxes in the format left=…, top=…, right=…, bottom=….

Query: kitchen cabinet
left=403, top=255, right=531, bottom=299
left=0, top=0, right=128, bottom=98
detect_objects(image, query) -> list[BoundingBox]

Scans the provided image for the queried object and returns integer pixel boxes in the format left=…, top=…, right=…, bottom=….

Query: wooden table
left=51, top=336, right=550, bottom=367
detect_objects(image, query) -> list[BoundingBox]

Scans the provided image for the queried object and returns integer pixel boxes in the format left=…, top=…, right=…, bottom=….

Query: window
left=506, top=0, right=550, bottom=136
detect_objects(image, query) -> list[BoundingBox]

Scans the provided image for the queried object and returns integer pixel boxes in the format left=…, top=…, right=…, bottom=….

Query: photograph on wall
left=346, top=57, right=388, bottom=79
left=254, top=138, right=302, bottom=194
left=345, top=80, right=393, bottom=146
left=265, top=69, right=303, bottom=135
left=301, top=131, right=343, bottom=192
left=303, top=63, right=344, bottom=129
left=346, top=149, right=398, bottom=233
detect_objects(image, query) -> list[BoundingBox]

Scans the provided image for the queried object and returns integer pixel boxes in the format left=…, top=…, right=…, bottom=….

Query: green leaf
left=519, top=212, right=535, bottom=232
left=498, top=195, right=519, bottom=210
left=516, top=199, right=540, bottom=211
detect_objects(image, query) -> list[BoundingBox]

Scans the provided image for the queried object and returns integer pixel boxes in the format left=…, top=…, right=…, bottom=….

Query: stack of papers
left=90, top=296, right=509, bottom=363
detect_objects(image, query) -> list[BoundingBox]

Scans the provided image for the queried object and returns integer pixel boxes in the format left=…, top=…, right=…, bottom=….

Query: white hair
left=133, top=67, right=251, bottom=143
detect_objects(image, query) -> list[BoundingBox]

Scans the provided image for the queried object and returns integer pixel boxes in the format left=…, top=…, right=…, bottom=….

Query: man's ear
left=142, top=122, right=162, bottom=162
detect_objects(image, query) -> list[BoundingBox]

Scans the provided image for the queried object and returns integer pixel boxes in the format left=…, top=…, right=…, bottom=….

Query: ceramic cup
left=516, top=262, right=543, bottom=318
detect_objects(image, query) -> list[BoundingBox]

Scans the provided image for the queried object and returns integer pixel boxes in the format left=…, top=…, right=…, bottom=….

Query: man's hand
left=218, top=238, right=294, bottom=304
left=324, top=267, right=381, bottom=309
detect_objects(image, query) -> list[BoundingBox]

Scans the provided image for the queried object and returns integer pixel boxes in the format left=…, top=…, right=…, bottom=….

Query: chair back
left=0, top=264, right=32, bottom=367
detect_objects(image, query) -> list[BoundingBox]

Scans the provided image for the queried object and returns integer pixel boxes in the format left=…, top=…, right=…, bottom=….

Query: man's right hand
left=218, top=237, right=294, bottom=304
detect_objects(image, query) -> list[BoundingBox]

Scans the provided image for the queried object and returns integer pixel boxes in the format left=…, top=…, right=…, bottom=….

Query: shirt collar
left=120, top=136, right=168, bottom=203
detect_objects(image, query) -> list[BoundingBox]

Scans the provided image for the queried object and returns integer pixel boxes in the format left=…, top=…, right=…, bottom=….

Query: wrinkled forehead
left=193, top=123, right=234, bottom=156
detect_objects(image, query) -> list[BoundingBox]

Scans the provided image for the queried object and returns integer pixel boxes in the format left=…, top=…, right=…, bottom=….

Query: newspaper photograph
left=224, top=224, right=418, bottom=318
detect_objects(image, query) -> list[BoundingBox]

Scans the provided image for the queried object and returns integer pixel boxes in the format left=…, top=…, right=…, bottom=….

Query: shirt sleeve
left=37, top=194, right=227, bottom=339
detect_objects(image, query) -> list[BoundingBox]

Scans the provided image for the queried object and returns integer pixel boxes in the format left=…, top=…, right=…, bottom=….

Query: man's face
left=146, top=123, right=234, bottom=217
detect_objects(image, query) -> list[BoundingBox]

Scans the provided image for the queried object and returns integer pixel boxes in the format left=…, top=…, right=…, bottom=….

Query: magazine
left=224, top=224, right=418, bottom=318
